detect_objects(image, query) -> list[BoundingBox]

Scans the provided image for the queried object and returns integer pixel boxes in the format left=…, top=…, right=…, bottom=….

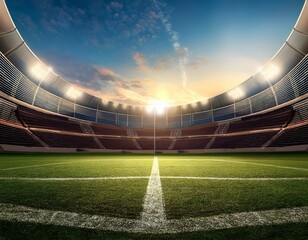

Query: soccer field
left=0, top=152, right=307, bottom=239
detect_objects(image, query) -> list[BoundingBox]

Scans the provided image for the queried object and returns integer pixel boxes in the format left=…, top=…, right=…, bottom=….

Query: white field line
left=160, top=158, right=308, bottom=172
left=1, top=158, right=151, bottom=171
left=0, top=203, right=307, bottom=234
left=166, top=206, right=308, bottom=233
left=0, top=176, right=150, bottom=181
left=0, top=176, right=307, bottom=181
left=1, top=161, right=84, bottom=171
left=138, top=156, right=166, bottom=231
left=211, top=159, right=308, bottom=172
left=161, top=176, right=308, bottom=181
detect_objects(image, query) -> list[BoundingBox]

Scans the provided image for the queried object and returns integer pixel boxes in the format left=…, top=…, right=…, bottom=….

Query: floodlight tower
left=146, top=101, right=166, bottom=155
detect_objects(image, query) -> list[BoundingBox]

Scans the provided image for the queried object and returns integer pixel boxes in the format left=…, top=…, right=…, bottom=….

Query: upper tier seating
left=0, top=98, right=20, bottom=124
left=173, top=137, right=212, bottom=150
left=17, top=106, right=83, bottom=133
left=211, top=131, right=278, bottom=149
left=228, top=107, right=293, bottom=133
left=98, top=137, right=137, bottom=150
left=136, top=129, right=171, bottom=137
left=91, top=123, right=127, bottom=136
left=180, top=123, right=218, bottom=136
left=0, top=95, right=307, bottom=151
left=136, top=138, right=172, bottom=150
left=33, top=131, right=99, bottom=149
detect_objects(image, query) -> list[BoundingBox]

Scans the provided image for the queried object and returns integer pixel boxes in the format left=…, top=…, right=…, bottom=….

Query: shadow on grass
left=0, top=221, right=307, bottom=240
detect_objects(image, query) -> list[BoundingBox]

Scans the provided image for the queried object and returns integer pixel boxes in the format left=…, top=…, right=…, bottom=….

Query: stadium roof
left=0, top=0, right=307, bottom=114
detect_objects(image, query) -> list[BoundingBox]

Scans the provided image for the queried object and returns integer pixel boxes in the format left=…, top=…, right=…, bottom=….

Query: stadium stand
left=0, top=123, right=41, bottom=147
left=227, top=107, right=294, bottom=133
left=98, top=138, right=137, bottom=150
left=269, top=123, right=308, bottom=147
left=91, top=123, right=127, bottom=136
left=33, top=131, right=99, bottom=149
left=211, top=132, right=278, bottom=149
left=136, top=129, right=171, bottom=137
left=17, top=106, right=83, bottom=133
left=137, top=139, right=173, bottom=150
left=0, top=0, right=307, bottom=152
left=290, top=99, right=308, bottom=125
left=0, top=98, right=19, bottom=124
left=181, top=123, right=218, bottom=136
left=173, top=138, right=212, bottom=150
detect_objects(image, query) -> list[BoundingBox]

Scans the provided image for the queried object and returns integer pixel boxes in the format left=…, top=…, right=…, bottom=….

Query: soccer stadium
left=0, top=0, right=307, bottom=239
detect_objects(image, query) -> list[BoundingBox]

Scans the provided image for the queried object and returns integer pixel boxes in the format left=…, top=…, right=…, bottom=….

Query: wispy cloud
left=133, top=53, right=153, bottom=73
left=47, top=53, right=206, bottom=106
left=152, top=0, right=202, bottom=101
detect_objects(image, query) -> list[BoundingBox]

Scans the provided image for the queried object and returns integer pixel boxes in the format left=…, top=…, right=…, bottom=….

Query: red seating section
left=0, top=99, right=306, bottom=151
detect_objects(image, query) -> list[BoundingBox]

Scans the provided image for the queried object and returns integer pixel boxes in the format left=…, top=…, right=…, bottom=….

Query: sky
left=6, top=0, right=305, bottom=106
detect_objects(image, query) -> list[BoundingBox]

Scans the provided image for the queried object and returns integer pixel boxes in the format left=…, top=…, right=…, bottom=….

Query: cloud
left=95, top=66, right=120, bottom=82
left=47, top=53, right=205, bottom=106
left=186, top=57, right=209, bottom=69
left=176, top=47, right=189, bottom=60
left=133, top=53, right=153, bottom=72
left=108, top=1, right=123, bottom=10
left=152, top=0, right=204, bottom=101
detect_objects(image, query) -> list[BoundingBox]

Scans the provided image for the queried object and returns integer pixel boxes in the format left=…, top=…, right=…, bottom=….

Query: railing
left=0, top=51, right=307, bottom=128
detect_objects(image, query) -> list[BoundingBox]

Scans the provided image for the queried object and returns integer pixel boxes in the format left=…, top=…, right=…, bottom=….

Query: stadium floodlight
left=228, top=87, right=244, bottom=100
left=146, top=100, right=168, bottom=115
left=66, top=87, right=83, bottom=100
left=261, top=64, right=280, bottom=82
left=30, top=63, right=52, bottom=81
left=146, top=100, right=169, bottom=155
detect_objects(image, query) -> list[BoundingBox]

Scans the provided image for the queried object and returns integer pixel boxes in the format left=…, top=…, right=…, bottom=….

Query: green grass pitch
left=0, top=152, right=307, bottom=239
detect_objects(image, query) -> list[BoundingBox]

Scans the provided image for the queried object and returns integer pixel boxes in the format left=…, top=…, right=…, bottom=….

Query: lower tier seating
left=173, top=137, right=212, bottom=150
left=33, top=131, right=99, bottom=149
left=137, top=139, right=172, bottom=150
left=269, top=124, right=308, bottom=147
left=98, top=138, right=137, bottom=150
left=0, top=123, right=41, bottom=147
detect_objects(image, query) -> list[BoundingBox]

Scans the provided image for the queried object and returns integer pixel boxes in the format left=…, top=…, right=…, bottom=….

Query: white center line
left=139, top=156, right=166, bottom=231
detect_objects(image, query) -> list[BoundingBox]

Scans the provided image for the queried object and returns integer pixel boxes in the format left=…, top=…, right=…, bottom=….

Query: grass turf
left=0, top=221, right=308, bottom=240
left=159, top=153, right=308, bottom=178
left=0, top=179, right=148, bottom=218
left=0, top=153, right=153, bottom=177
left=162, top=179, right=308, bottom=218
left=0, top=152, right=307, bottom=239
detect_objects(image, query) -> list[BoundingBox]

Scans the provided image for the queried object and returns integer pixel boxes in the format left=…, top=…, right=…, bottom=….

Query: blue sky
left=6, top=0, right=304, bottom=106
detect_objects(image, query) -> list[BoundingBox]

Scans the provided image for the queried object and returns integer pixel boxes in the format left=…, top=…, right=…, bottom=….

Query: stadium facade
left=0, top=0, right=307, bottom=152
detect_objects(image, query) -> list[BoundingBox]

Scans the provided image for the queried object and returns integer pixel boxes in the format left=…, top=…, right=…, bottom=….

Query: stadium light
left=146, top=100, right=169, bottom=155
left=66, top=87, right=83, bottom=100
left=30, top=63, right=52, bottom=81
left=146, top=100, right=168, bottom=115
left=228, top=87, right=244, bottom=100
left=261, top=64, right=280, bottom=82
